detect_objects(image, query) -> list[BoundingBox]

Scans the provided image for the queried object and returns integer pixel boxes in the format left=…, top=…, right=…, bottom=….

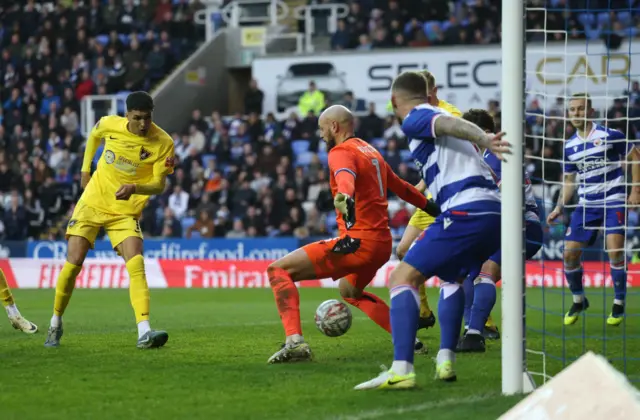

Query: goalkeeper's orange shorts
left=302, top=235, right=392, bottom=289
left=66, top=200, right=143, bottom=250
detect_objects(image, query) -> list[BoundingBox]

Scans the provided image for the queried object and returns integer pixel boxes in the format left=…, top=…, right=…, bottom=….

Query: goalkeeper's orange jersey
left=328, top=137, right=427, bottom=241
left=81, top=115, right=175, bottom=217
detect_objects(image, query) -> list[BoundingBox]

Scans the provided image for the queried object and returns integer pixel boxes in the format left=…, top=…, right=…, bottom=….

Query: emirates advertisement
left=0, top=259, right=636, bottom=289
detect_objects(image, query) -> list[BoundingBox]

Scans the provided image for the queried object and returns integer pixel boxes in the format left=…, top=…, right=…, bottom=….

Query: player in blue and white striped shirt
left=547, top=93, right=640, bottom=326
left=355, top=71, right=511, bottom=390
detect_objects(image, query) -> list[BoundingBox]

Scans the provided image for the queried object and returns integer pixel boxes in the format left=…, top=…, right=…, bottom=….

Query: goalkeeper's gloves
left=334, top=192, right=356, bottom=229
left=422, top=198, right=441, bottom=217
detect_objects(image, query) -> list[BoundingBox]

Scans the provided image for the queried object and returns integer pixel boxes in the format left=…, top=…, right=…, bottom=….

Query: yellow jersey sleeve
left=438, top=100, right=462, bottom=117
left=154, top=133, right=175, bottom=178
left=81, top=119, right=106, bottom=172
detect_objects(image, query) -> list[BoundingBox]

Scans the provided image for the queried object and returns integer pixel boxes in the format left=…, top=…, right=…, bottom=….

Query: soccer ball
left=315, top=299, right=352, bottom=337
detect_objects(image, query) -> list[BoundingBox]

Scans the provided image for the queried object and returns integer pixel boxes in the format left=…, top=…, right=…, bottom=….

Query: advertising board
left=253, top=41, right=637, bottom=114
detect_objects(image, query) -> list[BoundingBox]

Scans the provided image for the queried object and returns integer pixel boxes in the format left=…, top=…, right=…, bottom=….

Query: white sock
left=391, top=360, right=413, bottom=376
left=5, top=304, right=20, bottom=318
left=467, top=328, right=481, bottom=335
left=437, top=349, right=455, bottom=365
left=614, top=299, right=624, bottom=306
left=573, top=294, right=584, bottom=304
left=137, top=320, right=151, bottom=338
left=51, top=314, right=62, bottom=328
left=285, top=334, right=304, bottom=345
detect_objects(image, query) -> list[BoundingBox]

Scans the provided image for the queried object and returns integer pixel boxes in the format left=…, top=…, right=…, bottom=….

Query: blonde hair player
left=0, top=269, right=37, bottom=333
left=394, top=70, right=498, bottom=338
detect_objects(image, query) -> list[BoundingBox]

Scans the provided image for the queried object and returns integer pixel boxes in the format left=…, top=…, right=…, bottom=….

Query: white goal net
left=515, top=0, right=640, bottom=389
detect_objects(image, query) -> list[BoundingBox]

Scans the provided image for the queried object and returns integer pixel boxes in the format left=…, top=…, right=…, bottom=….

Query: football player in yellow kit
left=44, top=91, right=175, bottom=349
left=395, top=70, right=499, bottom=338
left=0, top=269, right=37, bottom=334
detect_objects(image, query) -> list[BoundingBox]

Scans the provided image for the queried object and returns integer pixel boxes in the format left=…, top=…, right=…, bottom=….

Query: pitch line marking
left=332, top=393, right=497, bottom=420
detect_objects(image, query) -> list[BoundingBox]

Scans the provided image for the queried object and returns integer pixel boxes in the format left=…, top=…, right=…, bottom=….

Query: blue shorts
left=403, top=211, right=501, bottom=283
left=488, top=221, right=543, bottom=266
left=566, top=203, right=625, bottom=245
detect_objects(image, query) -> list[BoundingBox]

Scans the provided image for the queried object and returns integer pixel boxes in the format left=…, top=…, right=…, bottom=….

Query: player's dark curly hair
left=126, top=91, right=154, bottom=112
left=462, top=108, right=496, bottom=133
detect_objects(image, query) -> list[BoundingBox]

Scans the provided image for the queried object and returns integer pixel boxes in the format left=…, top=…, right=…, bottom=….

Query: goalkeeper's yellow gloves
left=334, top=192, right=356, bottom=229
left=334, top=192, right=350, bottom=216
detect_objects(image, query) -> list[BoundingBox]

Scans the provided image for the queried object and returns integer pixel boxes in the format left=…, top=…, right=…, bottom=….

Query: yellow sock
left=485, top=314, right=496, bottom=328
left=418, top=284, right=432, bottom=318
left=0, top=269, right=15, bottom=307
left=126, top=255, right=150, bottom=323
left=54, top=262, right=82, bottom=316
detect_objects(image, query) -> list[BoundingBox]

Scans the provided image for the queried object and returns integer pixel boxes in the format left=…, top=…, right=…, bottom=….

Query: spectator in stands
left=338, top=91, right=366, bottom=112
left=297, top=81, right=325, bottom=116
left=244, top=79, right=264, bottom=115
left=168, top=185, right=190, bottom=219
left=186, top=209, right=216, bottom=239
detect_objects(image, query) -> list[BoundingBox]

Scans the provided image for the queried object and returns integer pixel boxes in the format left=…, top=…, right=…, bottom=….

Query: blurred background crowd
left=0, top=0, right=639, bottom=242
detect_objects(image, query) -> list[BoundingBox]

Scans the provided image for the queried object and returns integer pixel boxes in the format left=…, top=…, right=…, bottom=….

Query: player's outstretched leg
left=606, top=233, right=627, bottom=326
left=562, top=241, right=589, bottom=326
left=354, top=262, right=421, bottom=390
left=0, top=269, right=37, bottom=334
left=462, top=275, right=473, bottom=331
left=458, top=267, right=498, bottom=353
left=397, top=224, right=435, bottom=331
left=339, top=278, right=427, bottom=354
left=266, top=249, right=317, bottom=364
left=417, top=284, right=436, bottom=330
left=435, top=282, right=465, bottom=381
left=119, top=239, right=168, bottom=349
left=45, top=236, right=88, bottom=347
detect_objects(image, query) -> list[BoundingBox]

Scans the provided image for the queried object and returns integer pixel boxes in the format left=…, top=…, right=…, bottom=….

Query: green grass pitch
left=1, top=287, right=638, bottom=419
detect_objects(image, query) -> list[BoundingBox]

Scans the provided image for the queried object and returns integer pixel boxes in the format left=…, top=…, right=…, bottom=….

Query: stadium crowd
left=0, top=0, right=204, bottom=241
left=323, top=0, right=640, bottom=51
left=1, top=0, right=640, bottom=242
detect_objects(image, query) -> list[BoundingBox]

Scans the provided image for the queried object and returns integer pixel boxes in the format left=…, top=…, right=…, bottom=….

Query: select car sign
left=253, top=40, right=637, bottom=115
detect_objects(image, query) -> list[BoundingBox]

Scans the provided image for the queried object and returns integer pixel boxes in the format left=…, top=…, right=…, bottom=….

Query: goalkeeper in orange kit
left=44, top=91, right=175, bottom=349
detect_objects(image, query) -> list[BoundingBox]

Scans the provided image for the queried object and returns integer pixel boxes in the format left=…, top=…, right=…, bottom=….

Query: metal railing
left=222, top=0, right=289, bottom=27
left=294, top=3, right=349, bottom=53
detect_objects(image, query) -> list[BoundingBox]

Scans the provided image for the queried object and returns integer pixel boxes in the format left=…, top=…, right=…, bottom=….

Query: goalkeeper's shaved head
left=391, top=71, right=430, bottom=120
left=319, top=105, right=355, bottom=150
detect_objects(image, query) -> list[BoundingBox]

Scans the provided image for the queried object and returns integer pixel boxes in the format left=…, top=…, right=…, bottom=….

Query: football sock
left=462, top=275, right=474, bottom=327
left=268, top=266, right=302, bottom=337
left=418, top=284, right=433, bottom=318
left=468, top=274, right=496, bottom=335
left=344, top=291, right=391, bottom=333
left=137, top=320, right=151, bottom=338
left=126, top=255, right=151, bottom=325
left=53, top=261, right=82, bottom=319
left=564, top=265, right=584, bottom=303
left=389, top=285, right=419, bottom=367
left=610, top=260, right=627, bottom=304
left=0, top=269, right=15, bottom=308
left=439, top=282, right=465, bottom=351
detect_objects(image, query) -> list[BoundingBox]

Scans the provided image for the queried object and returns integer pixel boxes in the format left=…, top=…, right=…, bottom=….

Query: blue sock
left=468, top=275, right=497, bottom=333
left=564, top=265, right=584, bottom=301
left=438, top=283, right=465, bottom=351
left=390, top=285, right=419, bottom=364
left=462, top=275, right=474, bottom=327
left=610, top=263, right=627, bottom=302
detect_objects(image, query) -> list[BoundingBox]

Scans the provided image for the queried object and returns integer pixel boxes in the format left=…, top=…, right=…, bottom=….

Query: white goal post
left=501, top=0, right=527, bottom=395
